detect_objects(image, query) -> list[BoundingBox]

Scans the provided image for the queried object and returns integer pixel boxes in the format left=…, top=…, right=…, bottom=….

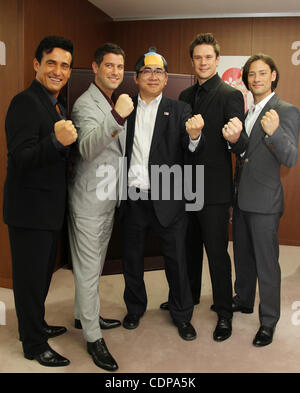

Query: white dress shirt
left=245, top=92, right=275, bottom=136
left=128, top=94, right=200, bottom=190
left=241, top=91, right=275, bottom=156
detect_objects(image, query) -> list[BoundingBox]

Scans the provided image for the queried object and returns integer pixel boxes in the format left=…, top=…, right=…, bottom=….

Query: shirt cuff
left=112, top=109, right=126, bottom=126
left=51, top=133, right=67, bottom=152
left=188, top=134, right=201, bottom=152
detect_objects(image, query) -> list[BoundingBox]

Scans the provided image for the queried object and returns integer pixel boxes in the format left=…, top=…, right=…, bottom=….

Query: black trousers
left=186, top=204, right=233, bottom=319
left=8, top=226, right=60, bottom=356
left=121, top=198, right=194, bottom=324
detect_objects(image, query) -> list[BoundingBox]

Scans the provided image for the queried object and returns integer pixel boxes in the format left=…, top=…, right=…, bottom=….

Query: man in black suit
left=120, top=50, right=204, bottom=340
left=3, top=36, right=77, bottom=367
left=160, top=33, right=248, bottom=341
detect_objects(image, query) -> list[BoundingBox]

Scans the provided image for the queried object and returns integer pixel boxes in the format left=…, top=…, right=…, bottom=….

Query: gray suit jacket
left=237, top=94, right=300, bottom=214
left=68, top=83, right=126, bottom=216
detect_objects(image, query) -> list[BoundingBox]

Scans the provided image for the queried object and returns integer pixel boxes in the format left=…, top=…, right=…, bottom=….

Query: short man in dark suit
left=3, top=36, right=77, bottom=366
left=223, top=54, right=300, bottom=346
left=160, top=33, right=248, bottom=341
left=120, top=50, right=204, bottom=341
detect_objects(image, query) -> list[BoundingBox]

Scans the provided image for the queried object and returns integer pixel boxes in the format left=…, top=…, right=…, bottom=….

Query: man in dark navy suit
left=3, top=36, right=77, bottom=367
left=120, top=50, right=204, bottom=341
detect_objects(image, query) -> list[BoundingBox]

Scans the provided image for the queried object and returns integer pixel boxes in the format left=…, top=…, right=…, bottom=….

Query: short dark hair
left=242, top=53, right=279, bottom=91
left=94, top=43, right=125, bottom=65
left=189, top=33, right=220, bottom=59
left=35, top=36, right=74, bottom=67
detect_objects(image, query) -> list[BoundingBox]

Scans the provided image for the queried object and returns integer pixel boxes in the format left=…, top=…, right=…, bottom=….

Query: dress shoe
left=87, top=338, right=118, bottom=371
left=19, top=324, right=67, bottom=341
left=160, top=299, right=200, bottom=311
left=122, top=314, right=141, bottom=330
left=160, top=301, right=169, bottom=311
left=175, top=321, right=197, bottom=341
left=253, top=326, right=274, bottom=347
left=75, top=316, right=121, bottom=330
left=232, top=297, right=253, bottom=314
left=213, top=317, right=232, bottom=342
left=44, top=325, right=67, bottom=338
left=25, top=347, right=70, bottom=367
left=211, top=298, right=253, bottom=314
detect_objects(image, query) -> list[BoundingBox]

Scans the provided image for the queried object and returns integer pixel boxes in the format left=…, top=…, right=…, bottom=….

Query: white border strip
left=113, top=13, right=300, bottom=21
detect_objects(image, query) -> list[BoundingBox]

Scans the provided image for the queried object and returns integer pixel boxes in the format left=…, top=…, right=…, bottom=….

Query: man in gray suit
left=68, top=43, right=134, bottom=371
left=222, top=53, right=300, bottom=347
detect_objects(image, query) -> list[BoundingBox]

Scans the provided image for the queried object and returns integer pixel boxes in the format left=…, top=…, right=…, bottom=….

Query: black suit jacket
left=121, top=95, right=203, bottom=227
left=179, top=74, right=248, bottom=205
left=3, top=80, right=68, bottom=230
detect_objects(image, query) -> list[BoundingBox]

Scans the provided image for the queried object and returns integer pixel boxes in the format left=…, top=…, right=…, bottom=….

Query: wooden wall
left=0, top=0, right=112, bottom=288
left=112, top=17, right=300, bottom=246
left=0, top=0, right=24, bottom=288
left=1, top=4, right=300, bottom=289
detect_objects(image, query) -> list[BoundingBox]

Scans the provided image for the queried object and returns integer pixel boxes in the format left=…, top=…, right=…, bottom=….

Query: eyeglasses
left=138, top=68, right=166, bottom=77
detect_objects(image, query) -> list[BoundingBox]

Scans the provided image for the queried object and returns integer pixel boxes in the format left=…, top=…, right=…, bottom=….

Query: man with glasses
left=119, top=50, right=204, bottom=341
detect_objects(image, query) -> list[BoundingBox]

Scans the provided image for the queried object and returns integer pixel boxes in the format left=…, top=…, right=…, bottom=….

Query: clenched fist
left=54, top=120, right=78, bottom=146
left=261, top=109, right=280, bottom=136
left=115, top=94, right=134, bottom=118
left=186, top=114, right=204, bottom=140
left=222, top=117, right=243, bottom=143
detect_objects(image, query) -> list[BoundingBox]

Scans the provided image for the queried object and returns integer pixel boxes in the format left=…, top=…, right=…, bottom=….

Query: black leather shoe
left=75, top=316, right=121, bottom=330
left=160, top=301, right=169, bottom=311
left=44, top=325, right=67, bottom=339
left=122, top=314, right=141, bottom=330
left=25, top=348, right=70, bottom=367
left=232, top=297, right=253, bottom=314
left=160, top=299, right=199, bottom=311
left=211, top=298, right=253, bottom=314
left=87, top=338, right=118, bottom=371
left=175, top=321, right=197, bottom=341
left=253, top=326, right=274, bottom=347
left=213, top=317, right=232, bottom=342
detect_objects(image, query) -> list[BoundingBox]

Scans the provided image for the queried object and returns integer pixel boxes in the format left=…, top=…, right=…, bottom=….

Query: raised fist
left=114, top=94, right=134, bottom=118
left=186, top=114, right=204, bottom=140
left=54, top=120, right=78, bottom=146
left=222, top=117, right=243, bottom=143
left=261, top=109, right=280, bottom=136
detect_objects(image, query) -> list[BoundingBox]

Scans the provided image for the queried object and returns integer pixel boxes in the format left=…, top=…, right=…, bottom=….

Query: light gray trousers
left=68, top=209, right=115, bottom=342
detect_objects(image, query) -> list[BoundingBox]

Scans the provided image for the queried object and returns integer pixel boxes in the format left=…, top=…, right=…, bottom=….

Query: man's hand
left=186, top=114, right=204, bottom=140
left=222, top=117, right=243, bottom=143
left=261, top=109, right=280, bottom=136
left=54, top=120, right=78, bottom=146
left=115, top=94, right=134, bottom=118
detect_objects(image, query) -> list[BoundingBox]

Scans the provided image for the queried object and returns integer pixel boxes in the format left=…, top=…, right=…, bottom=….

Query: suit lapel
left=89, top=83, right=112, bottom=114
left=89, top=83, right=126, bottom=154
left=31, top=80, right=62, bottom=124
left=125, top=96, right=138, bottom=165
left=246, top=94, right=280, bottom=157
left=149, top=96, right=170, bottom=156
